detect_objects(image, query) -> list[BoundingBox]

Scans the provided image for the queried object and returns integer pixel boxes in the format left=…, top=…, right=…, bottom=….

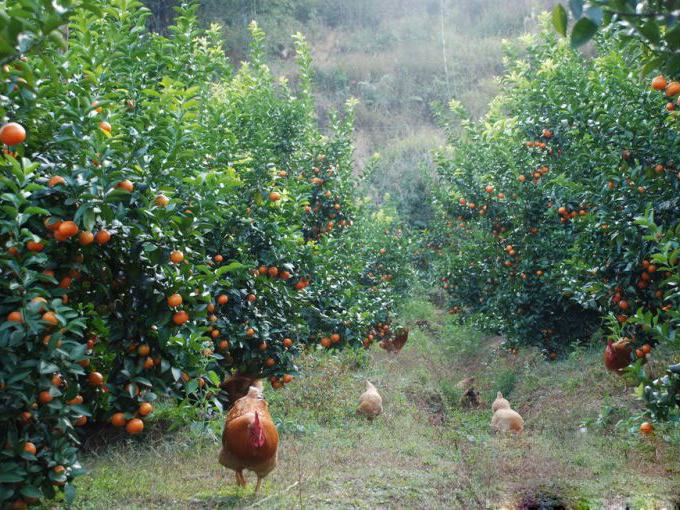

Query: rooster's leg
left=254, top=476, right=262, bottom=495
left=235, top=470, right=247, bottom=487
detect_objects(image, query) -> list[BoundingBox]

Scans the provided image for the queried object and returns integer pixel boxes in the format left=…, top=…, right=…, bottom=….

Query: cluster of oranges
left=651, top=75, right=680, bottom=110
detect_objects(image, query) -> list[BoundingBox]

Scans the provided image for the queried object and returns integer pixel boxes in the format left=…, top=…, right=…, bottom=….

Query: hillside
left=182, top=0, right=555, bottom=224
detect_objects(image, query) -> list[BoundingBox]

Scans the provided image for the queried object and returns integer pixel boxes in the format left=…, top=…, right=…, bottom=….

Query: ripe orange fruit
left=22, top=442, right=37, bottom=455
left=639, top=422, right=653, bottom=435
left=320, top=337, right=331, bottom=348
left=283, top=338, right=293, bottom=348
left=641, top=344, right=652, bottom=355
left=265, top=357, right=276, bottom=368
left=258, top=341, right=268, bottom=351
left=279, top=270, right=291, bottom=280
left=48, top=175, right=66, bottom=187
left=111, top=412, right=126, bottom=427
left=8, top=311, right=23, bottom=323
left=42, top=311, right=58, bottom=325
left=652, top=75, right=667, bottom=90
left=485, top=184, right=494, bottom=193
left=116, top=180, right=134, bottom=192
left=26, top=240, right=44, bottom=252
left=98, top=121, right=112, bottom=133
left=126, top=418, right=144, bottom=435
left=218, top=340, right=229, bottom=351
left=53, top=465, right=66, bottom=475
left=330, top=333, right=340, bottom=343
left=207, top=303, right=215, bottom=313
left=618, top=300, right=629, bottom=310
left=38, top=391, right=53, bottom=404
left=247, top=294, right=256, bottom=303
left=269, top=191, right=281, bottom=202
left=138, top=402, right=153, bottom=416
left=542, top=128, right=553, bottom=138
left=214, top=254, right=223, bottom=263
left=155, top=194, right=169, bottom=207
left=78, top=231, right=94, bottom=245
left=57, top=221, right=78, bottom=239
left=170, top=250, right=184, bottom=264
left=267, top=266, right=279, bottom=278
left=137, top=344, right=150, bottom=357
left=246, top=327, right=255, bottom=337
left=88, top=372, right=104, bottom=386
left=648, top=264, right=657, bottom=273
left=666, top=81, right=680, bottom=97
left=282, top=374, right=293, bottom=384
left=167, top=294, right=182, bottom=307
left=172, top=310, right=189, bottom=325
left=518, top=175, right=526, bottom=183
left=67, top=395, right=83, bottom=405
left=0, top=122, right=26, bottom=146
left=217, top=294, right=229, bottom=305
left=636, top=348, right=644, bottom=359
left=95, top=230, right=111, bottom=245
left=655, top=164, right=665, bottom=174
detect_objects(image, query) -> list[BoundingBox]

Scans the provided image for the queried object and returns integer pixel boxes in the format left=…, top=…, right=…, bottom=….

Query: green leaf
left=552, top=5, right=568, bottom=37
left=570, top=17, right=598, bottom=47
left=215, top=261, right=246, bottom=276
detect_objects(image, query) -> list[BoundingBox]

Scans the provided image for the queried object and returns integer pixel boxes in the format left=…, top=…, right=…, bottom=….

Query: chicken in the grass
left=490, top=391, right=524, bottom=433
left=218, top=386, right=278, bottom=493
left=604, top=338, right=632, bottom=373
left=491, top=407, right=525, bottom=433
left=491, top=391, right=510, bottom=413
left=357, top=380, right=383, bottom=420
left=379, top=328, right=409, bottom=353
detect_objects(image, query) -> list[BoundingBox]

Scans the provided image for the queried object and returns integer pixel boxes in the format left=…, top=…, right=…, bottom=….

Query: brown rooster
left=604, top=338, right=632, bottom=373
left=379, top=327, right=409, bottom=353
left=218, top=385, right=278, bottom=493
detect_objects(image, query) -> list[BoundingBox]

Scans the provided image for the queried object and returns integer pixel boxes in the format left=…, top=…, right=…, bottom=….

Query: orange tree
left=432, top=27, right=678, bottom=414
left=0, top=1, right=409, bottom=506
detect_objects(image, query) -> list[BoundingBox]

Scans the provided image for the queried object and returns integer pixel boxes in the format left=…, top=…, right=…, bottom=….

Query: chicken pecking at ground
left=218, top=385, right=279, bottom=493
left=357, top=380, right=383, bottom=420
left=491, top=391, right=510, bottom=413
left=379, top=328, right=409, bottom=353
left=490, top=391, right=524, bottom=433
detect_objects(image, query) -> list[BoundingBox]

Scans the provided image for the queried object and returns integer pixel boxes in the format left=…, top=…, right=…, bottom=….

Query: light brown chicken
left=491, top=408, right=524, bottom=433
left=357, top=380, right=383, bottom=420
left=491, top=391, right=510, bottom=413
left=218, top=386, right=279, bottom=493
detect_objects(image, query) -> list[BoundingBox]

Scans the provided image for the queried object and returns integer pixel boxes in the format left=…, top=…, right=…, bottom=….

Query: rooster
left=218, top=385, right=278, bottom=493
left=379, top=328, right=409, bottom=353
left=604, top=338, right=632, bottom=373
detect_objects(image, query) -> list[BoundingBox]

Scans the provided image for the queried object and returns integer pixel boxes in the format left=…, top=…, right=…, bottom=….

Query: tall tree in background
left=143, top=0, right=181, bottom=34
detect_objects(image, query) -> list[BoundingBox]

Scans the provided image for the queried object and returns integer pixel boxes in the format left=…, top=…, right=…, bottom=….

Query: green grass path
left=70, top=300, right=679, bottom=509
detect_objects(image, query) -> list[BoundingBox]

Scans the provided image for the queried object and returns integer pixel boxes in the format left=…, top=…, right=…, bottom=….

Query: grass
left=68, top=298, right=680, bottom=509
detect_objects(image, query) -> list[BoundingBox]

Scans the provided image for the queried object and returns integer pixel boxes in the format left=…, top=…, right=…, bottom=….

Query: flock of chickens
left=216, top=329, right=523, bottom=493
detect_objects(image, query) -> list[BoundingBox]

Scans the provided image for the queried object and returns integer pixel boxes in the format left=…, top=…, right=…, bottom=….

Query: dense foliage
left=553, top=1, right=680, bottom=75
left=432, top=28, right=678, bottom=418
left=0, top=1, right=411, bottom=506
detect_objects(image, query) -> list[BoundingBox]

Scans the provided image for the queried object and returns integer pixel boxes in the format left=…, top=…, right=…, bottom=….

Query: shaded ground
left=69, top=300, right=680, bottom=509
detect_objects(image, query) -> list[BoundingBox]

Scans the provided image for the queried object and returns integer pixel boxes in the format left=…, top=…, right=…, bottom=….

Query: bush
left=432, top=26, right=678, bottom=416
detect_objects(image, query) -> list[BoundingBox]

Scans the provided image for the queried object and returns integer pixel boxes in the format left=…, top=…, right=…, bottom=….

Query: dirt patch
left=516, top=487, right=567, bottom=510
